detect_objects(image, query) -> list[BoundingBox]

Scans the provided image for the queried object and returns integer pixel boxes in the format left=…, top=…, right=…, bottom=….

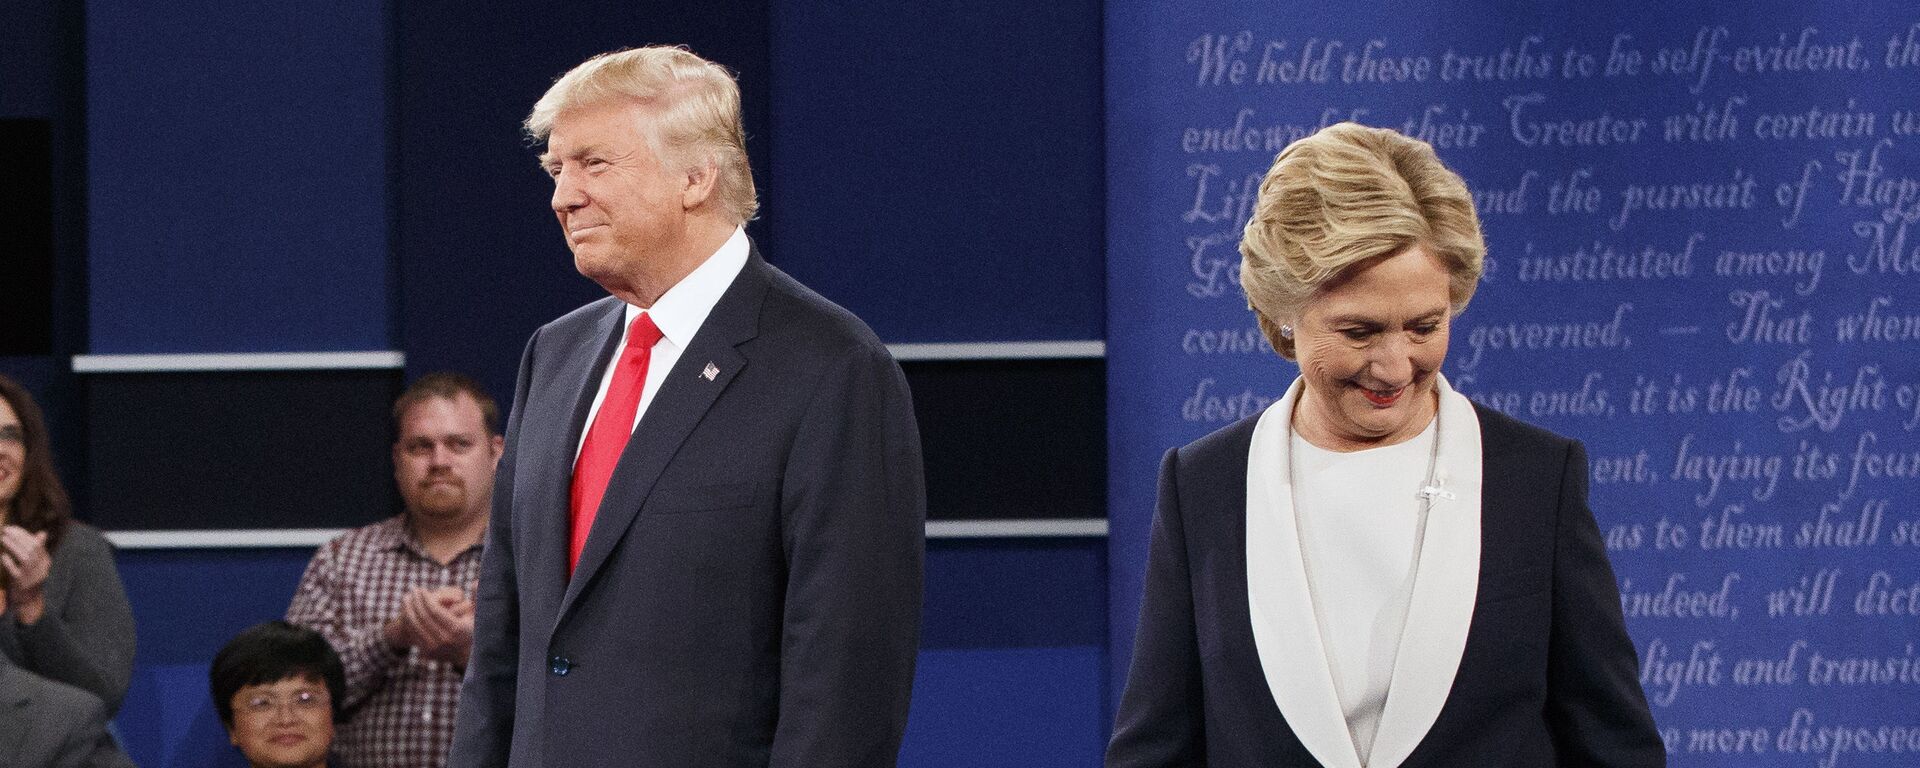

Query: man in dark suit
left=0, top=657, right=131, bottom=768
left=448, top=46, right=925, bottom=768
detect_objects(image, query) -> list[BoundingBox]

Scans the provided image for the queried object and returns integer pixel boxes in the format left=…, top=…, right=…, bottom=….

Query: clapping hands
left=383, top=585, right=476, bottom=667
left=0, top=525, right=52, bottom=624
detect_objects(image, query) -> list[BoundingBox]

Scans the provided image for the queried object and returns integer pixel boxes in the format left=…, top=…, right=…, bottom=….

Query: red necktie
left=569, top=312, right=664, bottom=575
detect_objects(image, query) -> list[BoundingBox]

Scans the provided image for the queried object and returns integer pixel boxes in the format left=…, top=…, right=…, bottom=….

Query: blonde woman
left=1107, top=124, right=1662, bottom=768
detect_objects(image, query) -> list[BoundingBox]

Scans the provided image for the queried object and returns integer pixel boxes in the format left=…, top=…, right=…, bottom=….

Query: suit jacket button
left=549, top=655, right=571, bottom=676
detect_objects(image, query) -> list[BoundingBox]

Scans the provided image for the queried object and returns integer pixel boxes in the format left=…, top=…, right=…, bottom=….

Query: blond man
left=449, top=46, right=924, bottom=768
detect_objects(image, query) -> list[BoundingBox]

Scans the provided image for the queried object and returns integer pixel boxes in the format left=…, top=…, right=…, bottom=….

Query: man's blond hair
left=527, top=46, right=758, bottom=224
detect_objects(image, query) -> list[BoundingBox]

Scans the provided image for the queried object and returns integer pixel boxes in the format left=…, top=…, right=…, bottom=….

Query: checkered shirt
left=286, top=515, right=483, bottom=768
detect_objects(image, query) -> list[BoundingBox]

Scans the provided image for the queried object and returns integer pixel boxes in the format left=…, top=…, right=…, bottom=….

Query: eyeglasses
left=238, top=688, right=330, bottom=716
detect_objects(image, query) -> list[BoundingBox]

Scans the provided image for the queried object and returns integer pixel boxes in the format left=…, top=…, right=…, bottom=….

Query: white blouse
left=1289, top=420, right=1437, bottom=766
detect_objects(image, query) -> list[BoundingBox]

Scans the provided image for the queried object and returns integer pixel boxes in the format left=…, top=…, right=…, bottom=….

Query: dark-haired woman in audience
left=212, top=620, right=342, bottom=768
left=0, top=375, right=138, bottom=728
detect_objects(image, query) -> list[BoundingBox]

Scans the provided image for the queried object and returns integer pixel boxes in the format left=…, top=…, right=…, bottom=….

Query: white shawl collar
left=1245, top=374, right=1483, bottom=768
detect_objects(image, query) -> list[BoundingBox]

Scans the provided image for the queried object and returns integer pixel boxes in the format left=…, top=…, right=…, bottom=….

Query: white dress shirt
left=575, top=226, right=750, bottom=462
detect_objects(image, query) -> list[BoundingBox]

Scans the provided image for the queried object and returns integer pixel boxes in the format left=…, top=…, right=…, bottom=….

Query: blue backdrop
left=86, top=0, right=393, bottom=354
left=1107, top=2, right=1920, bottom=764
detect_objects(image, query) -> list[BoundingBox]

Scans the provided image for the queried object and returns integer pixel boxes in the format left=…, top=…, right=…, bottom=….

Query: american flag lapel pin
left=701, top=362, right=720, bottom=381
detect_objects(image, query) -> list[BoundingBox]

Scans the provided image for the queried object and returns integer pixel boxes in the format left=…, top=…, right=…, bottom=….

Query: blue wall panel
left=901, top=647, right=1105, bottom=768
left=908, top=538, right=1109, bottom=765
left=85, top=0, right=391, bottom=354
left=768, top=0, right=1106, bottom=343
left=923, top=538, right=1106, bottom=649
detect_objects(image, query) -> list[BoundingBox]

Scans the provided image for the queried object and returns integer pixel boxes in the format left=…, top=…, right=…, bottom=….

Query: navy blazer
left=1108, top=402, right=1664, bottom=767
left=450, top=250, right=926, bottom=768
left=0, top=660, right=135, bottom=768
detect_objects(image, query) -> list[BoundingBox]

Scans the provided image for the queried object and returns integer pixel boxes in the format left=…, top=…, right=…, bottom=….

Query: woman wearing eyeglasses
left=0, top=375, right=137, bottom=759
left=212, top=621, right=344, bottom=768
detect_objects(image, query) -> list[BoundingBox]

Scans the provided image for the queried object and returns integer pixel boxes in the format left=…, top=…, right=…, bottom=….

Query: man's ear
left=682, top=158, right=719, bottom=210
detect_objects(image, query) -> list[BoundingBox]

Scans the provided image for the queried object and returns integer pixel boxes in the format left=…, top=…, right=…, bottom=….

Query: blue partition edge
left=113, top=537, right=1109, bottom=767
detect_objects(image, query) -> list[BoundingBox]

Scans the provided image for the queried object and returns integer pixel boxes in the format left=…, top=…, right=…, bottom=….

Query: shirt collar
left=623, top=226, right=750, bottom=350
left=373, top=515, right=418, bottom=553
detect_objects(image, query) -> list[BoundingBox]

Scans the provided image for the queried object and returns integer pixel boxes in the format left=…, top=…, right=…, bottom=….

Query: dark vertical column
left=0, top=119, right=53, bottom=358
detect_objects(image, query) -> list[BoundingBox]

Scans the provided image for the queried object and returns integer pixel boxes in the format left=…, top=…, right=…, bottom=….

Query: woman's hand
left=0, top=525, right=51, bottom=624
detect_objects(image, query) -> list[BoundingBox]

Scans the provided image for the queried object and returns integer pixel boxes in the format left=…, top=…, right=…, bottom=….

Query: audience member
left=211, top=620, right=343, bottom=768
left=286, top=373, right=502, bottom=768
left=0, top=655, right=135, bottom=768
left=0, top=375, right=137, bottom=765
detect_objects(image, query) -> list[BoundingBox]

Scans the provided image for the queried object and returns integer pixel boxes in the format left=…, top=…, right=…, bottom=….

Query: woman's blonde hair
left=1238, top=122, right=1484, bottom=359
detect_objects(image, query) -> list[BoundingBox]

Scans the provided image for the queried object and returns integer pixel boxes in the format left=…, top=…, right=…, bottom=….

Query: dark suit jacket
left=449, top=250, right=925, bottom=768
left=0, top=661, right=133, bottom=768
left=1108, top=401, right=1664, bottom=767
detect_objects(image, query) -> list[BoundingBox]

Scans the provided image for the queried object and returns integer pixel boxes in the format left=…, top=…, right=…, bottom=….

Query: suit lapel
left=1366, top=374, right=1482, bottom=768
left=524, top=299, right=627, bottom=616
left=1245, top=379, right=1364, bottom=768
left=555, top=253, right=770, bottom=621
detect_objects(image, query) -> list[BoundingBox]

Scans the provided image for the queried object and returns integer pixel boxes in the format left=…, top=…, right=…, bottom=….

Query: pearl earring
left=1280, top=324, right=1294, bottom=338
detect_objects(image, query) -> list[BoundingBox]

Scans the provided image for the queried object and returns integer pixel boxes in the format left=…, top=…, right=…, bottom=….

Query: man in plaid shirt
left=287, top=373, right=504, bottom=768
